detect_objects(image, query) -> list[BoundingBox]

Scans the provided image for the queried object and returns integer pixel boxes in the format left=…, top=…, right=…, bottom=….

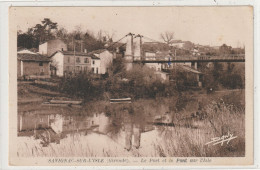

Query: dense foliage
left=17, top=18, right=112, bottom=52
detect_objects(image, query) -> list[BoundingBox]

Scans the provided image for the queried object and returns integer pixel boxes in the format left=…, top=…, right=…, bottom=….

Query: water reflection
left=18, top=98, right=200, bottom=150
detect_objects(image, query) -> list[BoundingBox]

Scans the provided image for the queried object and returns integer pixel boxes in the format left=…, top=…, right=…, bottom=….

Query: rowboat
left=110, top=98, right=131, bottom=104
left=49, top=100, right=82, bottom=105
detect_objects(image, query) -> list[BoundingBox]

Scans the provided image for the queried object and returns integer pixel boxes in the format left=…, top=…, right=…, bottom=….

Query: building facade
left=88, top=49, right=113, bottom=74
left=90, top=54, right=101, bottom=74
left=50, top=51, right=91, bottom=77
left=17, top=51, right=51, bottom=79
left=39, top=39, right=68, bottom=56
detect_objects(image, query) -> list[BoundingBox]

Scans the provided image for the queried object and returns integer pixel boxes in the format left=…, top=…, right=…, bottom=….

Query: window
left=67, top=57, right=70, bottom=63
left=39, top=62, right=43, bottom=66
left=92, top=68, right=94, bottom=73
left=92, top=60, right=95, bottom=65
left=76, top=57, right=80, bottom=63
left=84, top=58, right=89, bottom=63
left=96, top=68, right=98, bottom=74
left=40, top=68, right=44, bottom=73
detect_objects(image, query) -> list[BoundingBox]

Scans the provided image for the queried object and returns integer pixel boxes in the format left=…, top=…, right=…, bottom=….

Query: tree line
left=17, top=18, right=114, bottom=52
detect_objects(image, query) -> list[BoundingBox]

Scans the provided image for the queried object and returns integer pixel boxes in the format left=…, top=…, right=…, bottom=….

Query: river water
left=17, top=90, right=245, bottom=157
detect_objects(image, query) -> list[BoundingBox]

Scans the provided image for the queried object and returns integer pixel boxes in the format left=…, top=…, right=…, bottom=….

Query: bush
left=59, top=73, right=104, bottom=100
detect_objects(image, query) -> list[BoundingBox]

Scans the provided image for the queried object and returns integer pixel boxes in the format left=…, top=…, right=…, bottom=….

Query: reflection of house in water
left=18, top=112, right=50, bottom=131
left=92, top=112, right=111, bottom=134
left=18, top=112, right=111, bottom=146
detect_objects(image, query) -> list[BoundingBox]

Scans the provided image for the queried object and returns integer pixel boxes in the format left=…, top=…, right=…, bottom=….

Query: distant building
left=145, top=63, right=162, bottom=71
left=88, top=49, right=113, bottom=74
left=169, top=40, right=185, bottom=48
left=39, top=39, right=67, bottom=56
left=50, top=51, right=91, bottom=77
left=17, top=50, right=51, bottom=79
left=155, top=71, right=170, bottom=82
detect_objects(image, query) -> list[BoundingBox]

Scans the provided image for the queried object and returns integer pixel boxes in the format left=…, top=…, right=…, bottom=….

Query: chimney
left=84, top=49, right=87, bottom=53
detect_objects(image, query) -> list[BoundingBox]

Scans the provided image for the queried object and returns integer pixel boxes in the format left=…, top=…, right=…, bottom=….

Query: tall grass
left=153, top=100, right=245, bottom=157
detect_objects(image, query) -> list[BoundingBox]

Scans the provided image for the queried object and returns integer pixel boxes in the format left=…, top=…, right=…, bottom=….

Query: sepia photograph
left=8, top=6, right=254, bottom=166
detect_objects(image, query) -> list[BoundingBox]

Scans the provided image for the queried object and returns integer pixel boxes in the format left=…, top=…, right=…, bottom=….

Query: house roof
left=17, top=53, right=51, bottom=62
left=178, top=65, right=202, bottom=74
left=18, top=49, right=37, bottom=55
left=88, top=49, right=108, bottom=55
left=88, top=54, right=100, bottom=60
left=50, top=50, right=100, bottom=59
left=50, top=50, right=90, bottom=57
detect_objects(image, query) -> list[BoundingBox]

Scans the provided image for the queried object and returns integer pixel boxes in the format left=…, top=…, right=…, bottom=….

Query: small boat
left=49, top=99, right=82, bottom=105
left=42, top=102, right=82, bottom=107
left=42, top=102, right=69, bottom=107
left=110, top=98, right=131, bottom=104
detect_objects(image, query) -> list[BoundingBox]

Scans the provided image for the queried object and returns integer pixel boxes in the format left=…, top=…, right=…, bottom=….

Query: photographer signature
left=205, top=132, right=237, bottom=146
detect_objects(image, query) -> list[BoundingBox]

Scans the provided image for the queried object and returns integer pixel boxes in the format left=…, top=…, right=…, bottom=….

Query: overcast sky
left=11, top=7, right=252, bottom=47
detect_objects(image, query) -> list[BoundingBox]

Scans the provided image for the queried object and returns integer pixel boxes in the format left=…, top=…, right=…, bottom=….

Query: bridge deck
left=133, top=54, right=245, bottom=63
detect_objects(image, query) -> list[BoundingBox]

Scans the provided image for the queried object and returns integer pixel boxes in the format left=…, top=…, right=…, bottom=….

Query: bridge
left=106, top=32, right=245, bottom=87
left=134, top=54, right=245, bottom=63
left=106, top=32, right=245, bottom=70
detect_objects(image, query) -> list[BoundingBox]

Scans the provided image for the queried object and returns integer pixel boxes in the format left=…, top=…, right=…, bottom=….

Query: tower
left=125, top=33, right=135, bottom=71
left=133, top=34, right=143, bottom=61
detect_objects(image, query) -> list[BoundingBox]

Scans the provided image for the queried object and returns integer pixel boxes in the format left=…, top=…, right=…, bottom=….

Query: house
left=89, top=54, right=101, bottom=74
left=177, top=65, right=203, bottom=87
left=39, top=39, right=67, bottom=56
left=145, top=63, right=162, bottom=71
left=17, top=50, right=51, bottom=79
left=169, top=40, right=185, bottom=48
left=155, top=71, right=170, bottom=82
left=88, top=49, right=113, bottom=74
left=50, top=51, right=91, bottom=77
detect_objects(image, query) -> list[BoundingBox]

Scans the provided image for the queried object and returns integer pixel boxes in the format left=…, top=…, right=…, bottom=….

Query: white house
left=50, top=51, right=91, bottom=77
left=90, top=54, right=101, bottom=74
left=88, top=49, right=113, bottom=74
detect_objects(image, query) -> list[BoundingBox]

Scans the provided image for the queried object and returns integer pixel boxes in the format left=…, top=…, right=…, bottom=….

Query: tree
left=55, top=27, right=68, bottom=40
left=160, top=31, right=174, bottom=45
left=31, top=18, right=57, bottom=43
left=17, top=18, right=58, bottom=49
left=219, top=44, right=232, bottom=54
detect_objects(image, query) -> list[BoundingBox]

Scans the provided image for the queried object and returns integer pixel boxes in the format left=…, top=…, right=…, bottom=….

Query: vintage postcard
left=9, top=6, right=254, bottom=166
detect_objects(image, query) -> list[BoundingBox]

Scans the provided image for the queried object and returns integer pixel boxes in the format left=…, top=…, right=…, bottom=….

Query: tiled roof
left=17, top=53, right=51, bottom=62
left=50, top=51, right=101, bottom=60
left=178, top=65, right=202, bottom=74
left=88, top=49, right=107, bottom=55
left=88, top=54, right=100, bottom=60
left=50, top=50, right=91, bottom=57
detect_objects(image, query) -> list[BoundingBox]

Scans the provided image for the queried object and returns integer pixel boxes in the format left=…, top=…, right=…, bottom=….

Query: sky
left=11, top=6, right=253, bottom=47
